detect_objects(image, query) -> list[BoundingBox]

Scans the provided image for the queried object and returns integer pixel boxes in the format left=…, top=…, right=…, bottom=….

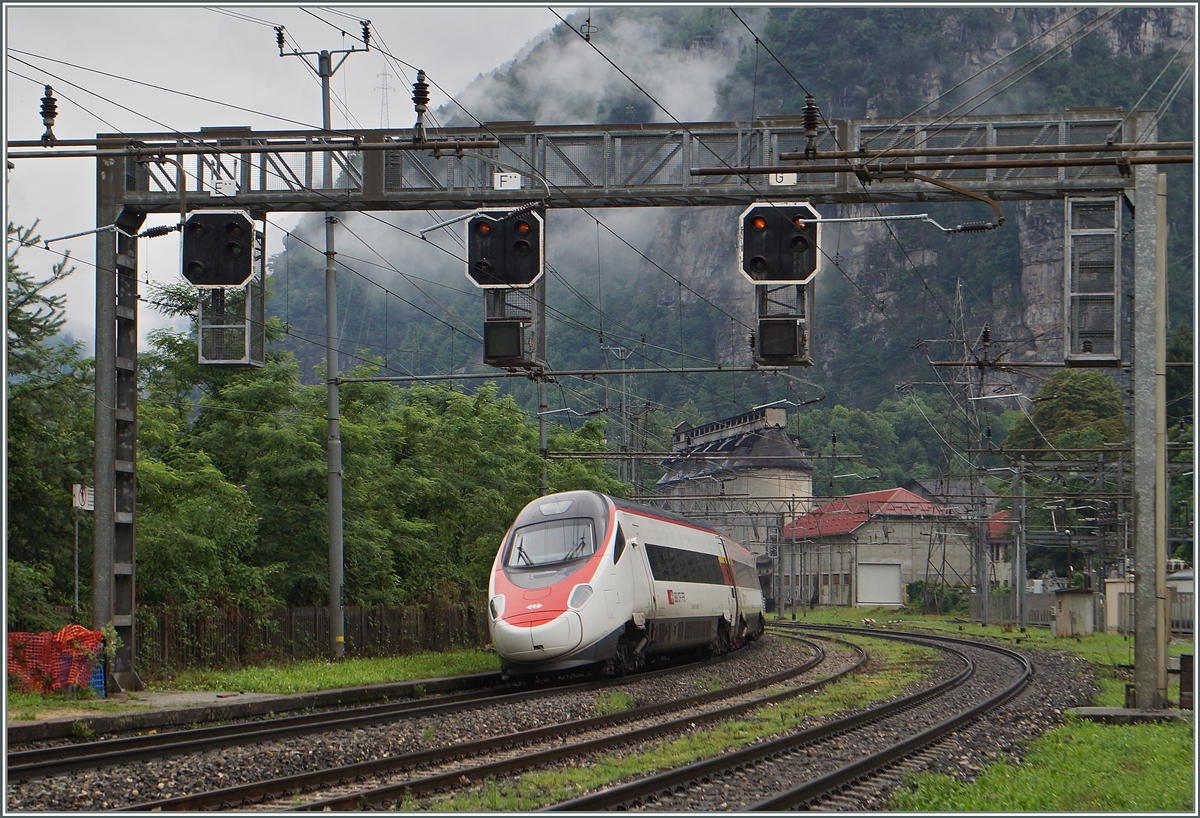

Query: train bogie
left=488, top=491, right=764, bottom=675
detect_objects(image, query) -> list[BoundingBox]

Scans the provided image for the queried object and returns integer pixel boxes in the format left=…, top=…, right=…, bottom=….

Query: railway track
left=8, top=651, right=725, bottom=781
left=10, top=629, right=1047, bottom=812
left=110, top=636, right=838, bottom=811
left=547, top=624, right=1032, bottom=811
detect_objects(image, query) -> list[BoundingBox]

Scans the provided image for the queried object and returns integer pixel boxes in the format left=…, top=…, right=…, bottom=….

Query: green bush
left=906, top=580, right=967, bottom=614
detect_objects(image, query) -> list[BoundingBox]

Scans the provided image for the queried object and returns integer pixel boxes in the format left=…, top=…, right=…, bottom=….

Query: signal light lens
left=513, top=239, right=532, bottom=257
left=226, top=242, right=244, bottom=258
left=792, top=216, right=809, bottom=229
left=187, top=261, right=206, bottom=278
left=749, top=255, right=768, bottom=274
left=791, top=235, right=810, bottom=253
left=513, top=219, right=532, bottom=236
left=750, top=215, right=768, bottom=231
left=475, top=221, right=493, bottom=236
left=188, top=222, right=208, bottom=239
left=226, top=221, right=245, bottom=238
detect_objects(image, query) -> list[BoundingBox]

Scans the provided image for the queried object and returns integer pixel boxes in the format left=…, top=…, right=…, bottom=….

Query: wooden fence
left=134, top=602, right=490, bottom=677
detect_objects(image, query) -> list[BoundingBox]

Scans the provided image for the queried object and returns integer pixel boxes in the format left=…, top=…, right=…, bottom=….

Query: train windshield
left=507, top=518, right=596, bottom=568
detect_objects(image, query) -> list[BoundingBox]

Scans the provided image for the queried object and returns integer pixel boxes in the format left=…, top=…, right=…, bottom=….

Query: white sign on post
left=72, top=484, right=95, bottom=511
left=769, top=172, right=798, bottom=186
left=493, top=172, right=521, bottom=190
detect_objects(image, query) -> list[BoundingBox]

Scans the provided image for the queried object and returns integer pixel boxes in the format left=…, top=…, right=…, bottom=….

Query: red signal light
left=475, top=221, right=493, bottom=236
left=513, top=219, right=532, bottom=236
left=792, top=216, right=809, bottom=229
left=750, top=215, right=768, bottom=231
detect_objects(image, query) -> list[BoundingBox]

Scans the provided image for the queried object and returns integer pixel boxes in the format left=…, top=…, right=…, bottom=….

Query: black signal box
left=465, top=209, right=545, bottom=288
left=484, top=320, right=530, bottom=366
left=755, top=318, right=810, bottom=366
left=739, top=202, right=821, bottom=284
left=182, top=210, right=255, bottom=288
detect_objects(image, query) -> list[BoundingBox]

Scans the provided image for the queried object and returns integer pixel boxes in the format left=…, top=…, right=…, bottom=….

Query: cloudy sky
left=5, top=4, right=580, bottom=350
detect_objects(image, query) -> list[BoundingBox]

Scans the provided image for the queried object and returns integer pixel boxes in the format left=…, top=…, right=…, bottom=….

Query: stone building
left=778, top=487, right=978, bottom=608
left=655, top=406, right=813, bottom=570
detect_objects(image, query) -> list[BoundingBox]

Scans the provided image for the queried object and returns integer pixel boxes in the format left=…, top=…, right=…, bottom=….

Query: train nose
left=491, top=611, right=583, bottom=662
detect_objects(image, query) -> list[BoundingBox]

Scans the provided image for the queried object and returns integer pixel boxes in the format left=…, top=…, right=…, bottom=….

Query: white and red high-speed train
left=487, top=491, right=764, bottom=675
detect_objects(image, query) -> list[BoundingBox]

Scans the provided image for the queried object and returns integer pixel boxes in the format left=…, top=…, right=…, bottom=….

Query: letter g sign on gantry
left=738, top=202, right=822, bottom=284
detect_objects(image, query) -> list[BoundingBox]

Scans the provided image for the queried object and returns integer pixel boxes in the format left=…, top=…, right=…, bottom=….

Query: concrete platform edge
left=7, top=672, right=502, bottom=743
left=1066, top=706, right=1189, bottom=724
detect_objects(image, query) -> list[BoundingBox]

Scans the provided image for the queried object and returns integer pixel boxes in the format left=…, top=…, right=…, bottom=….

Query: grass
left=889, top=715, right=1194, bottom=812
left=593, top=690, right=637, bottom=715
left=6, top=649, right=500, bottom=720
left=775, top=604, right=1196, bottom=669
left=156, top=648, right=499, bottom=694
left=432, top=636, right=941, bottom=811
left=5, top=685, right=142, bottom=720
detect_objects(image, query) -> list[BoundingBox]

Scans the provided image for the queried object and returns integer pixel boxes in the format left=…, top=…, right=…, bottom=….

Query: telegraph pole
left=277, top=22, right=370, bottom=661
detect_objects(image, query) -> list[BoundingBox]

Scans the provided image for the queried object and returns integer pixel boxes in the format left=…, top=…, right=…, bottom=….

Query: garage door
left=857, top=563, right=903, bottom=607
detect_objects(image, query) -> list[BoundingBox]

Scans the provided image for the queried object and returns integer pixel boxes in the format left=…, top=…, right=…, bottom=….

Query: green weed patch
left=155, top=649, right=499, bottom=694
left=890, top=716, right=1194, bottom=812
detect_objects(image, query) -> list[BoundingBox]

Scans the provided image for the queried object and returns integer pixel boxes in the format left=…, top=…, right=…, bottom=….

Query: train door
left=627, top=520, right=655, bottom=618
left=716, top=535, right=738, bottom=624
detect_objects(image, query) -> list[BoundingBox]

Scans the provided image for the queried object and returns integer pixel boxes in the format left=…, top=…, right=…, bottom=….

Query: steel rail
left=748, top=624, right=1033, bottom=810
left=287, top=636, right=854, bottom=812
left=120, top=638, right=836, bottom=812
left=692, top=153, right=1193, bottom=177
left=10, top=671, right=642, bottom=780
left=6, top=140, right=501, bottom=160
left=8, top=685, right=565, bottom=780
left=777, top=140, right=1191, bottom=161
left=544, top=630, right=975, bottom=811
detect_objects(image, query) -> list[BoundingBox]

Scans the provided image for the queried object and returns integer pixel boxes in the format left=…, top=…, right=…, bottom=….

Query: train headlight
left=489, top=595, right=505, bottom=620
left=568, top=584, right=593, bottom=610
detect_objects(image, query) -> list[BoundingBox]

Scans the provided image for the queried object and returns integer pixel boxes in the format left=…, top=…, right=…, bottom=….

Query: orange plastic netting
left=7, top=624, right=104, bottom=694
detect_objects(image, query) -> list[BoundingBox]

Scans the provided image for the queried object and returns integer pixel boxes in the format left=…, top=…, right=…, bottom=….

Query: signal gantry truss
left=84, top=109, right=1173, bottom=214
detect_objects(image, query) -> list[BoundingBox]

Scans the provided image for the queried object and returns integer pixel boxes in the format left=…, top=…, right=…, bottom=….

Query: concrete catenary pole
left=1016, top=459, right=1027, bottom=632
left=280, top=31, right=367, bottom=660
left=1132, top=142, right=1167, bottom=708
left=1154, top=171, right=1170, bottom=695
left=315, top=50, right=346, bottom=662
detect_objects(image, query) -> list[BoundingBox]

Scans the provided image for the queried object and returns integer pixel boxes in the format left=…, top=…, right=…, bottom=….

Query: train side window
left=613, top=524, right=626, bottom=563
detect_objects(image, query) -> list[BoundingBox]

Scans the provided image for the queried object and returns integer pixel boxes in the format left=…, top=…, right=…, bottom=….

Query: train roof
left=607, top=494, right=724, bottom=536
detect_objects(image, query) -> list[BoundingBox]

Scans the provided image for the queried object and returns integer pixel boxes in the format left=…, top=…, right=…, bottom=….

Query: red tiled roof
left=782, top=487, right=949, bottom=540
left=987, top=509, right=1014, bottom=540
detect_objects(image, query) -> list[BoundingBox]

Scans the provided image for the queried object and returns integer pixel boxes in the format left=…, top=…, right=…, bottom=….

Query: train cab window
left=613, top=524, right=626, bottom=563
left=507, top=518, right=596, bottom=568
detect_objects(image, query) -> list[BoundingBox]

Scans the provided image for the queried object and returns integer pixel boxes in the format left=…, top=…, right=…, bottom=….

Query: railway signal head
left=738, top=202, right=822, bottom=284
left=465, top=209, right=544, bottom=288
left=181, top=210, right=255, bottom=287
